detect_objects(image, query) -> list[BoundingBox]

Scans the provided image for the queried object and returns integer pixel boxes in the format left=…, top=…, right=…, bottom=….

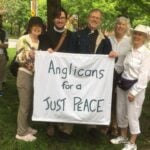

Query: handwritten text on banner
left=32, top=51, right=115, bottom=125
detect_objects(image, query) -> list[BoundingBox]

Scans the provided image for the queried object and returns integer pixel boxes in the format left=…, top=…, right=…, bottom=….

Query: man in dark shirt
left=39, top=7, right=73, bottom=140
left=71, top=9, right=112, bottom=54
left=39, top=8, right=73, bottom=53
left=70, top=8, right=112, bottom=140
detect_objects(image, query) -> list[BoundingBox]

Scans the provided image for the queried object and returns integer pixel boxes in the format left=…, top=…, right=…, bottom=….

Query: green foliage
left=115, top=0, right=150, bottom=26
left=1, top=0, right=149, bottom=36
left=62, top=0, right=149, bottom=30
left=38, top=0, right=47, bottom=23
left=1, top=0, right=31, bottom=36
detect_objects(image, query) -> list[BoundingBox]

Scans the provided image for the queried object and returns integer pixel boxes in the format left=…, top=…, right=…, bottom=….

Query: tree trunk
left=17, top=24, right=21, bottom=36
left=47, top=0, right=61, bottom=29
left=10, top=22, right=13, bottom=35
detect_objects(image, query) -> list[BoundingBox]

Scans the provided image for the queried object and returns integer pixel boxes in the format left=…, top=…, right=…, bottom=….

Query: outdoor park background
left=0, top=0, right=150, bottom=149
left=0, top=0, right=149, bottom=37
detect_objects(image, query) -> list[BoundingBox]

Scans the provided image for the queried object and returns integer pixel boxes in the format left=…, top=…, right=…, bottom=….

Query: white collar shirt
left=122, top=45, right=150, bottom=96
left=109, top=35, right=131, bottom=73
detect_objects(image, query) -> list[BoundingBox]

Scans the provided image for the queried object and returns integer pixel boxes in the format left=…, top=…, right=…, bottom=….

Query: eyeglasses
left=56, top=17, right=66, bottom=20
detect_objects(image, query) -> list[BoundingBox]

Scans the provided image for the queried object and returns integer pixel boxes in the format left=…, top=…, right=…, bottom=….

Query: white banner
left=32, top=51, right=115, bottom=125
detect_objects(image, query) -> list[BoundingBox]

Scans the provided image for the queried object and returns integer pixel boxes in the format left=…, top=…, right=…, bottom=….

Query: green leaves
left=62, top=0, right=149, bottom=30
left=1, top=0, right=149, bottom=36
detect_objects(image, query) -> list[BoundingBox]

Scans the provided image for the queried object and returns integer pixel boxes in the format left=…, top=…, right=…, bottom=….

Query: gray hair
left=115, top=16, right=131, bottom=35
left=88, top=9, right=103, bottom=17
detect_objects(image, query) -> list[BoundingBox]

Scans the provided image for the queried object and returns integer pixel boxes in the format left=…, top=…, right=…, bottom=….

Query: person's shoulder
left=123, top=35, right=132, bottom=41
left=143, top=46, right=150, bottom=62
left=137, top=45, right=150, bottom=58
left=97, top=30, right=110, bottom=40
left=66, top=29, right=73, bottom=35
left=40, top=30, right=48, bottom=37
left=104, top=35, right=110, bottom=39
left=46, top=27, right=54, bottom=36
left=47, top=27, right=53, bottom=32
left=79, top=27, right=87, bottom=33
left=22, top=34, right=29, bottom=38
left=108, top=34, right=114, bottom=39
left=144, top=45, right=150, bottom=54
left=18, top=34, right=29, bottom=41
left=103, top=35, right=111, bottom=43
left=74, top=28, right=88, bottom=38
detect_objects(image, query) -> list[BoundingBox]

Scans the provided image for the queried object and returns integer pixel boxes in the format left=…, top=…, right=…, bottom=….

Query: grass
left=0, top=48, right=150, bottom=150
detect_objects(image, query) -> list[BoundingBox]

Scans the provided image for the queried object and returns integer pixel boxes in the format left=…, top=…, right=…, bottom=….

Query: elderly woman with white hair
left=110, top=24, right=150, bottom=150
left=108, top=16, right=132, bottom=136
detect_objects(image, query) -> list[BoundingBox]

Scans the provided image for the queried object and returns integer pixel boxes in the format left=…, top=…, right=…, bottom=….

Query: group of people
left=0, top=7, right=149, bottom=150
